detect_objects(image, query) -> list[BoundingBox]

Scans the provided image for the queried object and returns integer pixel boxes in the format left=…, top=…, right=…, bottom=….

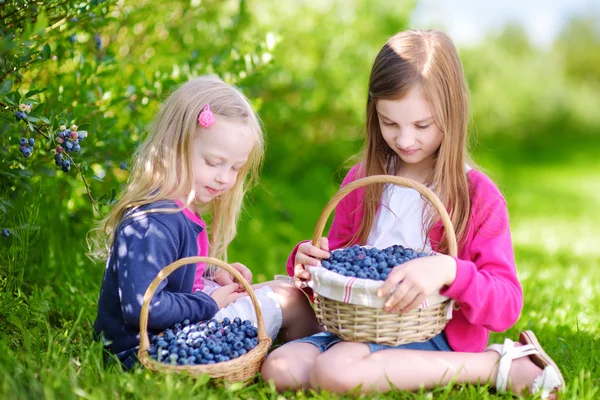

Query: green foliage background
left=0, top=0, right=598, bottom=398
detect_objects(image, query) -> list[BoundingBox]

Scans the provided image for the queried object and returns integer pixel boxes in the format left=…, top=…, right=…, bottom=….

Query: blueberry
left=28, top=138, right=35, bottom=146
left=61, top=159, right=71, bottom=172
left=2, top=229, right=9, bottom=237
left=15, top=111, right=27, bottom=121
left=94, top=33, right=102, bottom=49
left=19, top=138, right=27, bottom=146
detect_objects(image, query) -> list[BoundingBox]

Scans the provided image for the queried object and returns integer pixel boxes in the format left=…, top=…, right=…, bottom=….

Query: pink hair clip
left=197, top=103, right=215, bottom=128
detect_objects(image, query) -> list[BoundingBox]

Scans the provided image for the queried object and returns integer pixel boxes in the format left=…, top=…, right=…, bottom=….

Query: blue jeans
left=291, top=331, right=452, bottom=353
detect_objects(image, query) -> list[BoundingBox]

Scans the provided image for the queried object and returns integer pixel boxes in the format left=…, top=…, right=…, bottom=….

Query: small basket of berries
left=308, top=175, right=458, bottom=346
left=138, top=257, right=272, bottom=384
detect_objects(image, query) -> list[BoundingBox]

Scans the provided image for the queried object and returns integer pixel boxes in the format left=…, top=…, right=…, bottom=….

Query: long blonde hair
left=88, top=76, right=264, bottom=262
left=357, top=29, right=474, bottom=253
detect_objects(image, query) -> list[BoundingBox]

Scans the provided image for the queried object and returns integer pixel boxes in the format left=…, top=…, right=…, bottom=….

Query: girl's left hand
left=377, top=254, right=457, bottom=313
left=214, top=262, right=253, bottom=289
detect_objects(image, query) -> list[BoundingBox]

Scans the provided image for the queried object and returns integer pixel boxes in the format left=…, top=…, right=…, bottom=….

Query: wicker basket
left=138, top=256, right=272, bottom=384
left=311, top=175, right=458, bottom=346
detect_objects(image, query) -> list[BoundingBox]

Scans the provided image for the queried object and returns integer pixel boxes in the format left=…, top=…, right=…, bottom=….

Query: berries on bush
left=18, top=137, right=35, bottom=158
left=94, top=33, right=102, bottom=50
left=15, top=104, right=32, bottom=122
left=320, top=244, right=430, bottom=281
left=147, top=317, right=260, bottom=365
left=15, top=111, right=27, bottom=121
left=2, top=229, right=9, bottom=237
left=53, top=124, right=88, bottom=172
left=61, top=159, right=71, bottom=172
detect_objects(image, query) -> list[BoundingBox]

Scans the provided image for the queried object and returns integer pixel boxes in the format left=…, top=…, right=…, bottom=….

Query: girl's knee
left=261, top=344, right=318, bottom=391
left=310, top=353, right=357, bottom=393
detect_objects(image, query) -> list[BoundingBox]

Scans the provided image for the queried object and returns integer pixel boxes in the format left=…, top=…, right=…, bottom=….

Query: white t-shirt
left=365, top=185, right=432, bottom=253
left=366, top=165, right=471, bottom=252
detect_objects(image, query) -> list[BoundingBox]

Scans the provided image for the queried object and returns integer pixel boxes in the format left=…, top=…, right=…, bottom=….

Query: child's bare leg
left=255, top=280, right=321, bottom=342
left=310, top=342, right=548, bottom=396
left=261, top=342, right=321, bottom=391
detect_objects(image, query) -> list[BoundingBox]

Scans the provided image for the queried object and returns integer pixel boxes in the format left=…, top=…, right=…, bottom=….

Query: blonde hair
left=357, top=29, right=474, bottom=253
left=88, top=76, right=264, bottom=263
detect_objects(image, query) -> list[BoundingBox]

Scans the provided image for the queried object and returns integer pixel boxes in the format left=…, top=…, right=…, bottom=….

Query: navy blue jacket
left=94, top=201, right=218, bottom=364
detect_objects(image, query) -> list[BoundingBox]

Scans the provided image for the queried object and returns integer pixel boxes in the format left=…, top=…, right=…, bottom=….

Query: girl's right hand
left=293, top=237, right=330, bottom=289
left=210, top=283, right=247, bottom=309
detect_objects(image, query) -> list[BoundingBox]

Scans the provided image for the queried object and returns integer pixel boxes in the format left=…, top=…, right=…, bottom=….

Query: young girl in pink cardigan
left=261, top=29, right=564, bottom=399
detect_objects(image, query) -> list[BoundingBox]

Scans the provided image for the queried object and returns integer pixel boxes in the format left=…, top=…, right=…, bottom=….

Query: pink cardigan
left=286, top=164, right=523, bottom=352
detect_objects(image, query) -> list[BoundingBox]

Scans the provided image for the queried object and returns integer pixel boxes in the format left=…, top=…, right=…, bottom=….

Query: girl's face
left=376, top=85, right=443, bottom=178
left=190, top=117, right=254, bottom=203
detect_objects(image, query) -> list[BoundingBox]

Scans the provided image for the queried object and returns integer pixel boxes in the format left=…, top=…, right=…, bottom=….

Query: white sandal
left=486, top=330, right=565, bottom=399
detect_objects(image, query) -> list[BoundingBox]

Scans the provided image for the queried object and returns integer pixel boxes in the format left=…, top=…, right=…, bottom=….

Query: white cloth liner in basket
left=307, top=266, right=453, bottom=320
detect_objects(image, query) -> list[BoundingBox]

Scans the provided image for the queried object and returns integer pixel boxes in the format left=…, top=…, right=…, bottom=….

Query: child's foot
left=486, top=332, right=564, bottom=399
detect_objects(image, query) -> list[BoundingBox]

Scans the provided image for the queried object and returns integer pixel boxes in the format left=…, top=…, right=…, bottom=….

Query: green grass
left=1, top=149, right=599, bottom=400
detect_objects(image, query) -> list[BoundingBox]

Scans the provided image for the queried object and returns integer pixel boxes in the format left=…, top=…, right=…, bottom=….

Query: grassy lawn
left=1, top=149, right=598, bottom=400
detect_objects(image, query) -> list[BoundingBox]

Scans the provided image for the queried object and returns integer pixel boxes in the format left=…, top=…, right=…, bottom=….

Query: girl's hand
left=213, top=262, right=252, bottom=290
left=293, top=237, right=330, bottom=289
left=377, top=254, right=457, bottom=313
left=210, top=283, right=247, bottom=309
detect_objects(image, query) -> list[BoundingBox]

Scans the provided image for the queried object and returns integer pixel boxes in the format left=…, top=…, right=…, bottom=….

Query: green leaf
left=0, top=111, right=14, bottom=123
left=32, top=12, right=49, bottom=36
left=0, top=80, right=12, bottom=95
left=26, top=120, right=34, bottom=131
left=7, top=314, right=23, bottom=330
left=25, top=88, right=46, bottom=97
left=42, top=44, right=51, bottom=60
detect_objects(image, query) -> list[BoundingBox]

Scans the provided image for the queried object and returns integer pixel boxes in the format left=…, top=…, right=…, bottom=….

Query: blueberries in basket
left=148, top=318, right=259, bottom=365
left=321, top=244, right=429, bottom=281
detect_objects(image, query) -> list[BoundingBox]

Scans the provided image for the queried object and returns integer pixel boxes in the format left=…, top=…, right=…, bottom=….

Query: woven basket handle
left=312, top=175, right=458, bottom=257
left=138, top=256, right=269, bottom=354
